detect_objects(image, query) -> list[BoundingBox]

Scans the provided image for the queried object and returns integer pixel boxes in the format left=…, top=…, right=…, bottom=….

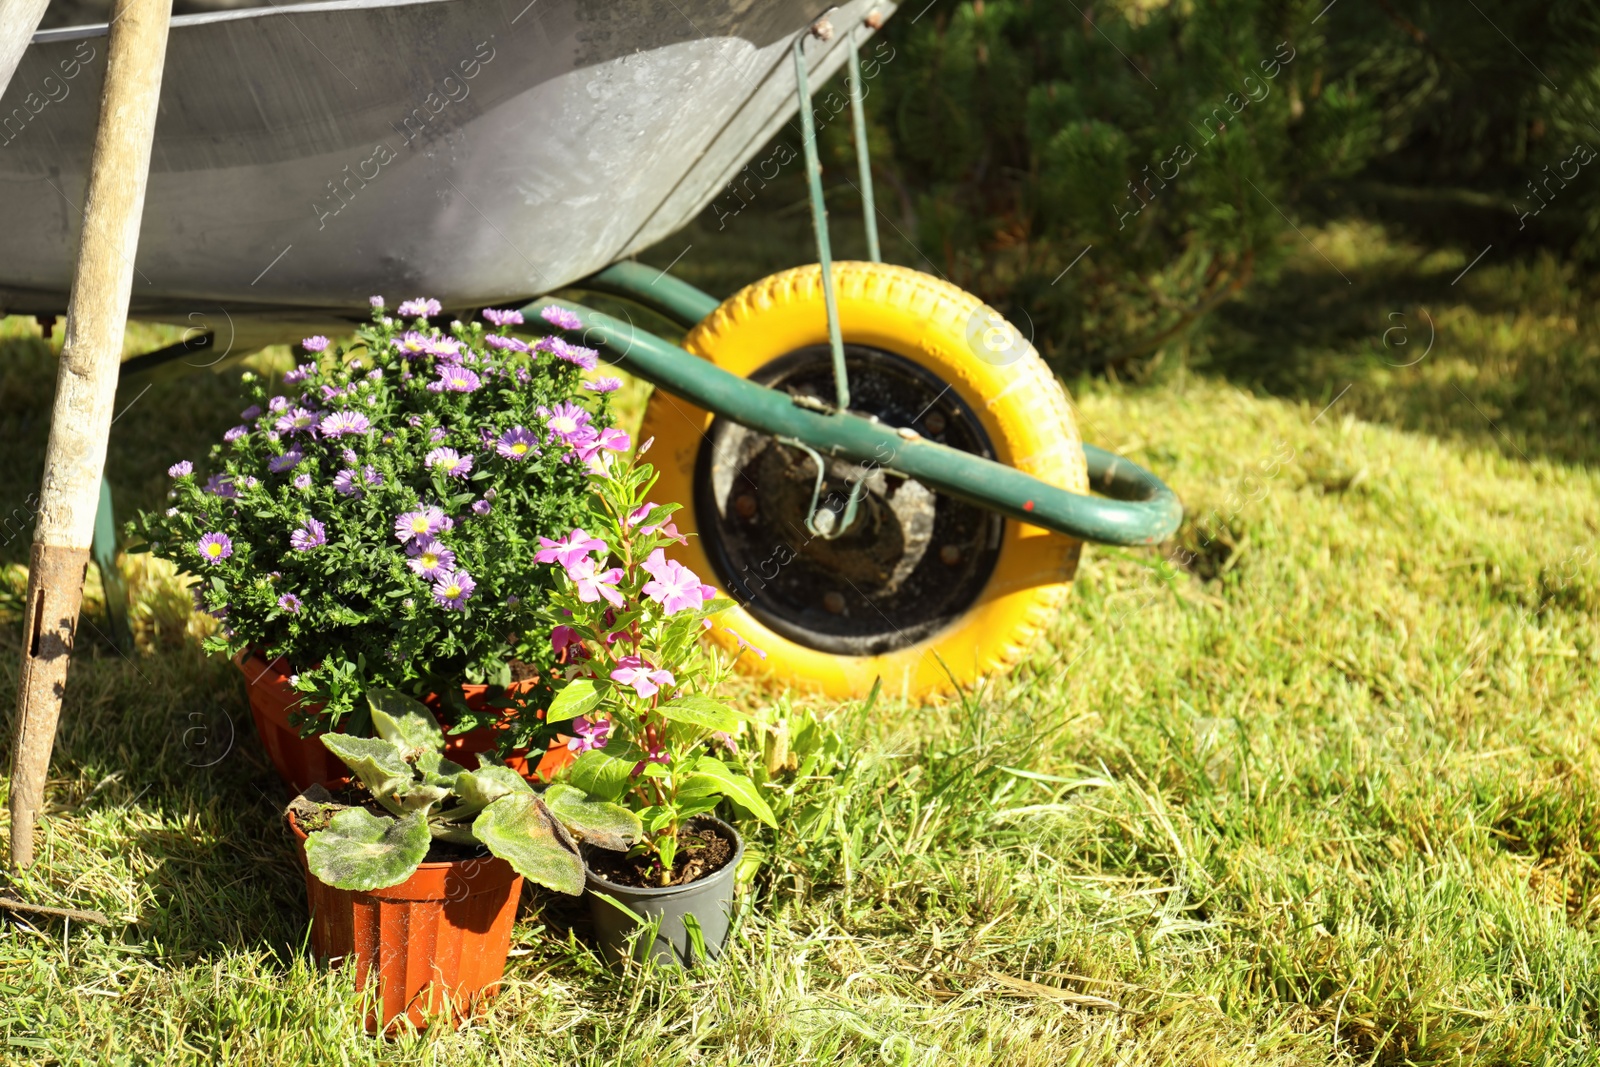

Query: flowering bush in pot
left=537, top=445, right=775, bottom=964
left=131, top=298, right=627, bottom=767
left=287, top=688, right=639, bottom=1030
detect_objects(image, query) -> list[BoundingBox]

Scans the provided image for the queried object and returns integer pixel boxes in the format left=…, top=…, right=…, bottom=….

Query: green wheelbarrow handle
left=524, top=296, right=1182, bottom=548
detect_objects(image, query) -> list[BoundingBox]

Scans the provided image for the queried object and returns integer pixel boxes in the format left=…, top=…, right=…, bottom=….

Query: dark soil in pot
left=583, top=816, right=743, bottom=968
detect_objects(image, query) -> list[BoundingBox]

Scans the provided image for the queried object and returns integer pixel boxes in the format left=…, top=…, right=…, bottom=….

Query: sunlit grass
left=0, top=223, right=1597, bottom=1064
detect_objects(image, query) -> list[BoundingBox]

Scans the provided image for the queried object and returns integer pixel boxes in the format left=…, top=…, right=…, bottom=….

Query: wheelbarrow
left=2, top=0, right=1181, bottom=699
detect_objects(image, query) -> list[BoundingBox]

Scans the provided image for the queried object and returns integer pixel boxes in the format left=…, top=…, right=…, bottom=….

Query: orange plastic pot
left=288, top=812, right=522, bottom=1033
left=237, top=652, right=571, bottom=791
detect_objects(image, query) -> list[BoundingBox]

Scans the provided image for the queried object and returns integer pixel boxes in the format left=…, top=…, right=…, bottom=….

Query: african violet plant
left=132, top=297, right=630, bottom=736
left=539, top=446, right=777, bottom=885
left=301, top=690, right=640, bottom=893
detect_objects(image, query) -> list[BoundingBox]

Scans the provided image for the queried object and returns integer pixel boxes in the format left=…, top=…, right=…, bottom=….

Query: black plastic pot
left=584, top=817, right=743, bottom=966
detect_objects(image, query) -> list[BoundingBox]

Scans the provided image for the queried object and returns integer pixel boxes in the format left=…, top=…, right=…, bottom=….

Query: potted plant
left=289, top=688, right=639, bottom=1031
left=132, top=298, right=623, bottom=788
left=536, top=444, right=775, bottom=966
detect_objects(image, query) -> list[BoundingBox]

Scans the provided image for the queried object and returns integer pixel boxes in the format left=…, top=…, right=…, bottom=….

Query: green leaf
left=454, top=765, right=533, bottom=809
left=367, top=689, right=445, bottom=760
left=686, top=758, right=777, bottom=827
left=545, top=679, right=603, bottom=726
left=320, top=734, right=411, bottom=797
left=394, top=781, right=449, bottom=813
left=542, top=783, right=642, bottom=851
left=472, top=794, right=585, bottom=896
left=659, top=695, right=744, bottom=734
left=304, top=808, right=430, bottom=891
left=568, top=745, right=643, bottom=802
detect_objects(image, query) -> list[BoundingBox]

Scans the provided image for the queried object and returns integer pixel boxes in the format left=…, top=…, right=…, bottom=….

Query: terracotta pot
left=288, top=811, right=522, bottom=1033
left=236, top=652, right=569, bottom=791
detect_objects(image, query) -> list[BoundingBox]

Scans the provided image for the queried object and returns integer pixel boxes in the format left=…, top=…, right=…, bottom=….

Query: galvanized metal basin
left=0, top=0, right=893, bottom=338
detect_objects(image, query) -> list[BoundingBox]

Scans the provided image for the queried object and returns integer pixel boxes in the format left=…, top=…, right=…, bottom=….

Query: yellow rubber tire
left=639, top=262, right=1088, bottom=701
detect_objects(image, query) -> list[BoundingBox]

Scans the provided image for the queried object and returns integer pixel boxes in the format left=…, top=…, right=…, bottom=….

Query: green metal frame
left=524, top=288, right=1181, bottom=547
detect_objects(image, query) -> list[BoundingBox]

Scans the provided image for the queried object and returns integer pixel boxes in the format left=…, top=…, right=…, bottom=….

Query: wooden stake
left=8, top=0, right=172, bottom=871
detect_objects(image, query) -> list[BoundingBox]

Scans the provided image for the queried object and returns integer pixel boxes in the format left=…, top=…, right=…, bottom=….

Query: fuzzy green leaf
left=320, top=734, right=411, bottom=797
left=543, top=783, right=642, bottom=851
left=367, top=689, right=444, bottom=760
left=687, top=758, right=777, bottom=827
left=659, top=695, right=744, bottom=734
left=545, top=679, right=602, bottom=726
left=454, top=765, right=533, bottom=808
left=472, top=795, right=585, bottom=896
left=304, top=808, right=429, bottom=891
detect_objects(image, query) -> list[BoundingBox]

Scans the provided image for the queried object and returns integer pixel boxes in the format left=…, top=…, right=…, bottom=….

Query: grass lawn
left=0, top=218, right=1597, bottom=1065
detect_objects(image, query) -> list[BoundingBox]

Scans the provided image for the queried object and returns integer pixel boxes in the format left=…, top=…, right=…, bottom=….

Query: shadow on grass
left=1207, top=235, right=1600, bottom=470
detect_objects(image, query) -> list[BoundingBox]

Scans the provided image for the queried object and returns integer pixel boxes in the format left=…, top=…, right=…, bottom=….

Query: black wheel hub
left=694, top=344, right=1004, bottom=656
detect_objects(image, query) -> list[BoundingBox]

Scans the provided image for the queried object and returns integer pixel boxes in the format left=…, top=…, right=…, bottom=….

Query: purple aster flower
left=290, top=517, right=327, bottom=551
left=406, top=537, right=456, bottom=579
left=319, top=384, right=345, bottom=402
left=196, top=532, right=233, bottom=564
left=223, top=424, right=249, bottom=443
left=425, top=447, right=473, bottom=478
left=369, top=295, right=384, bottom=308
left=424, top=335, right=463, bottom=360
left=268, top=396, right=289, bottom=413
left=429, top=427, right=448, bottom=443
left=363, top=465, right=383, bottom=485
left=203, top=473, right=236, bottom=497
left=428, top=366, right=481, bottom=393
left=278, top=592, right=303, bottom=613
left=394, top=506, right=447, bottom=543
left=541, top=305, right=582, bottom=331
left=168, top=460, right=193, bottom=478
left=341, top=448, right=358, bottom=464
left=332, top=469, right=362, bottom=498
left=496, top=426, right=537, bottom=461
left=471, top=498, right=492, bottom=516
left=293, top=473, right=312, bottom=490
left=275, top=407, right=317, bottom=435
left=243, top=476, right=259, bottom=489
left=398, top=297, right=442, bottom=318
left=534, top=336, right=599, bottom=370
left=483, top=308, right=524, bottom=327
left=542, top=402, right=591, bottom=442
left=566, top=715, right=611, bottom=754
left=431, top=569, right=476, bottom=610
left=485, top=334, right=529, bottom=353
left=584, top=376, right=623, bottom=393
left=406, top=415, right=423, bottom=428
left=301, top=336, right=330, bottom=353
left=283, top=363, right=316, bottom=384
left=240, top=405, right=262, bottom=420
left=395, top=331, right=432, bottom=359
left=268, top=451, right=304, bottom=474
left=319, top=410, right=371, bottom=438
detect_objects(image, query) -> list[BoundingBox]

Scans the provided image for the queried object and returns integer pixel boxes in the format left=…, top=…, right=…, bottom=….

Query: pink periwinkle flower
left=640, top=548, right=715, bottom=615
left=610, top=655, right=675, bottom=699
left=725, top=626, right=767, bottom=660
left=567, top=556, right=625, bottom=608
left=566, top=715, right=611, bottom=753
left=535, top=527, right=607, bottom=569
